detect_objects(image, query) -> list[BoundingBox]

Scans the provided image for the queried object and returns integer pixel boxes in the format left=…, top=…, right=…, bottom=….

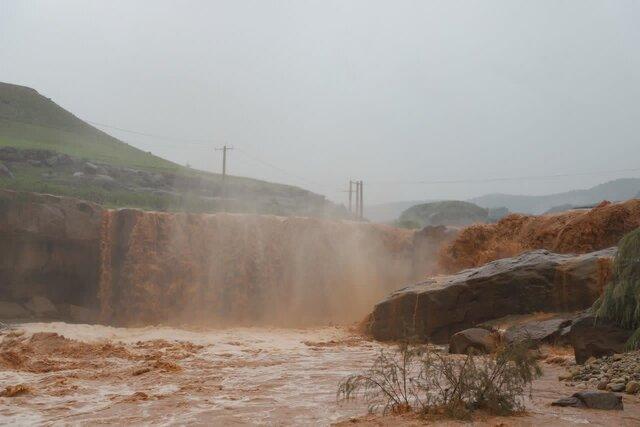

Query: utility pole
left=350, top=180, right=354, bottom=213
left=354, top=180, right=362, bottom=219
left=215, top=145, right=233, bottom=182
left=359, top=180, right=364, bottom=219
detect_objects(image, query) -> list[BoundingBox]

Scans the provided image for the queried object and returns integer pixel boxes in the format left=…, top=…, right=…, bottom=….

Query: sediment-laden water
left=2, top=323, right=640, bottom=426
left=0, top=322, right=387, bottom=425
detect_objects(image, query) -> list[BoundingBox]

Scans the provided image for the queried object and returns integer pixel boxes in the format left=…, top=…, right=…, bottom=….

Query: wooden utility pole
left=215, top=145, right=233, bottom=182
left=354, top=180, right=362, bottom=219
left=350, top=180, right=354, bottom=213
left=359, top=180, right=364, bottom=219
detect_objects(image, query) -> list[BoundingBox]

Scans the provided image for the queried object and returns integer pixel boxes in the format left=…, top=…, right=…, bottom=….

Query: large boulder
left=552, top=391, right=623, bottom=410
left=569, top=314, right=634, bottom=364
left=367, top=248, right=616, bottom=343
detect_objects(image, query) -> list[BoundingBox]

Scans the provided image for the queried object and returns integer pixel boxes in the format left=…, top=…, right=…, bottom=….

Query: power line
left=234, top=147, right=328, bottom=189
left=5, top=115, right=639, bottom=196
left=86, top=120, right=214, bottom=145
left=86, top=119, right=332, bottom=189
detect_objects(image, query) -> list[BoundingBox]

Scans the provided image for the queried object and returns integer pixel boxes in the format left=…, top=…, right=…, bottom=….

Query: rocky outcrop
left=0, top=190, right=103, bottom=309
left=568, top=314, right=634, bottom=364
left=439, top=199, right=640, bottom=272
left=367, top=248, right=616, bottom=343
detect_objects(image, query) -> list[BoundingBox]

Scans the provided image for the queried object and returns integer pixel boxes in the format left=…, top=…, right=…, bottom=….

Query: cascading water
left=98, top=208, right=418, bottom=327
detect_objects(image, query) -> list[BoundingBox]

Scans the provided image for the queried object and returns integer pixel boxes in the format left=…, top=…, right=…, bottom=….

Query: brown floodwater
left=2, top=323, right=640, bottom=426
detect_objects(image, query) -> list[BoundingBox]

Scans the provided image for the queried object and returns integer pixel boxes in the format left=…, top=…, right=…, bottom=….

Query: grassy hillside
left=0, top=83, right=181, bottom=172
left=0, top=82, right=345, bottom=217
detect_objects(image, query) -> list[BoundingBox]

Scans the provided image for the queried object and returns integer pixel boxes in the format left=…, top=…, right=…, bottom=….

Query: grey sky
left=1, top=0, right=639, bottom=204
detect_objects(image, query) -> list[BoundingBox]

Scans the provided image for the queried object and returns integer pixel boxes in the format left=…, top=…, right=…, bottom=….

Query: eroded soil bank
left=2, top=323, right=640, bottom=426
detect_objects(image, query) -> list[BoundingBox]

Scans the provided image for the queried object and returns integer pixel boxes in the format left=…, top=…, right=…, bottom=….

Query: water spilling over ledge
left=1, top=190, right=448, bottom=327
left=98, top=208, right=417, bottom=326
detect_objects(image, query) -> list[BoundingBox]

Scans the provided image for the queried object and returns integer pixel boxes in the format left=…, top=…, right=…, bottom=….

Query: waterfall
left=96, top=209, right=419, bottom=326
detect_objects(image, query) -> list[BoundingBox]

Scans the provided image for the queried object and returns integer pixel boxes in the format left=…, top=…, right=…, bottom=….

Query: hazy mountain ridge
left=470, top=178, right=640, bottom=214
left=367, top=178, right=640, bottom=222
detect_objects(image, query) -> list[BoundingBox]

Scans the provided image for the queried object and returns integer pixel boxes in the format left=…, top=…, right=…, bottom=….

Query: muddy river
left=1, top=323, right=640, bottom=426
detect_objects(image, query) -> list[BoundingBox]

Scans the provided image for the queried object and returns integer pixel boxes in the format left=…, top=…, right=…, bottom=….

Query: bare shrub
left=337, top=341, right=541, bottom=419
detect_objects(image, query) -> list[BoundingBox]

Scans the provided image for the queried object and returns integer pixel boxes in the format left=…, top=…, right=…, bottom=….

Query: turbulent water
left=3, top=323, right=640, bottom=426
left=98, top=209, right=416, bottom=327
left=0, top=322, right=388, bottom=425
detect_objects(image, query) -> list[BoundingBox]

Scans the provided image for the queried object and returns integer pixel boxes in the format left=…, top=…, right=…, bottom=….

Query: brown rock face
left=439, top=199, right=640, bottom=272
left=0, top=190, right=102, bottom=307
left=367, top=248, right=616, bottom=343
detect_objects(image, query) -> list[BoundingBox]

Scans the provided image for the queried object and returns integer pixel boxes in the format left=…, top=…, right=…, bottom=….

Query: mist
left=1, top=0, right=639, bottom=205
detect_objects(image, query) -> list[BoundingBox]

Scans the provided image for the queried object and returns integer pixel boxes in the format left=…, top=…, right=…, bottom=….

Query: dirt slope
left=440, top=199, right=640, bottom=272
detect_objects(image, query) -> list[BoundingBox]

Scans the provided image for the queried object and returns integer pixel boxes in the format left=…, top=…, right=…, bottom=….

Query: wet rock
left=577, top=391, right=624, bottom=410
left=449, top=328, right=497, bottom=354
left=625, top=381, right=640, bottom=394
left=368, top=248, right=616, bottom=343
left=552, top=391, right=623, bottom=410
left=607, top=382, right=626, bottom=392
left=0, top=162, right=14, bottom=179
left=503, top=317, right=573, bottom=346
left=0, top=301, right=30, bottom=319
left=24, top=296, right=58, bottom=318
left=552, top=396, right=583, bottom=407
left=568, top=314, right=633, bottom=364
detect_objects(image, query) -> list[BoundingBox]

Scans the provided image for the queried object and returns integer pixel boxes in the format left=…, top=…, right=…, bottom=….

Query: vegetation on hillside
left=0, top=82, right=345, bottom=217
left=594, top=227, right=640, bottom=348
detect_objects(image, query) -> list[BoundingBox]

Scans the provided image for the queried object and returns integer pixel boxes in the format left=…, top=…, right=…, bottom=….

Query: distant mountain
left=367, top=178, right=640, bottom=223
left=0, top=82, right=346, bottom=217
left=470, top=178, right=640, bottom=214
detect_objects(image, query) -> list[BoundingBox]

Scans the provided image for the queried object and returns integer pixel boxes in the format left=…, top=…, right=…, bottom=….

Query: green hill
left=0, top=82, right=345, bottom=217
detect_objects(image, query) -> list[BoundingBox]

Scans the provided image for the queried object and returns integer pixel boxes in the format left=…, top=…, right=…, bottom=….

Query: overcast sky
left=1, top=1, right=639, bottom=204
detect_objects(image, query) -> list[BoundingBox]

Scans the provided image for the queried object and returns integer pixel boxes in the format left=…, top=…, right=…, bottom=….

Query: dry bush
left=337, top=341, right=541, bottom=419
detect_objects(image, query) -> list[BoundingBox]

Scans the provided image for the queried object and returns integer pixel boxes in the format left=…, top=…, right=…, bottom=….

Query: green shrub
left=337, top=341, right=540, bottom=419
left=594, top=227, right=640, bottom=348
